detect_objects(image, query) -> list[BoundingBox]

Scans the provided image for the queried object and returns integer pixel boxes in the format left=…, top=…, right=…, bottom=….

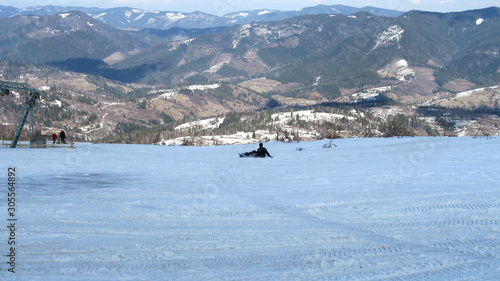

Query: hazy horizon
left=1, top=0, right=498, bottom=16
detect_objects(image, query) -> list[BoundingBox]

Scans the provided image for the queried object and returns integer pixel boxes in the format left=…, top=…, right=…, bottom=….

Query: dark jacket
left=256, top=147, right=272, bottom=158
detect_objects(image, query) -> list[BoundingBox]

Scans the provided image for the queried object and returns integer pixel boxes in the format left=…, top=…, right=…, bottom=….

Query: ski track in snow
left=1, top=137, right=500, bottom=280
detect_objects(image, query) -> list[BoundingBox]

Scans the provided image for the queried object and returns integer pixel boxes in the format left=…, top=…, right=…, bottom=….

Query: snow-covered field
left=1, top=137, right=499, bottom=280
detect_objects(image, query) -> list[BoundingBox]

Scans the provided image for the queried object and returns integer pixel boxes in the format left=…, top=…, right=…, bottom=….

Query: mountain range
left=0, top=11, right=165, bottom=66
left=96, top=7, right=500, bottom=93
left=2, top=7, right=497, bottom=89
left=0, top=4, right=403, bottom=30
left=0, top=5, right=499, bottom=144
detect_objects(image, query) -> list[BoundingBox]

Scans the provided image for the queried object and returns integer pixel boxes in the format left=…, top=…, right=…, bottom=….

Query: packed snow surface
left=1, top=137, right=500, bottom=280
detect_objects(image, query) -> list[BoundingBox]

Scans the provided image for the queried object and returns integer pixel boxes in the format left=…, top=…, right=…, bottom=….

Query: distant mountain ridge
left=0, top=10, right=165, bottom=65
left=0, top=6, right=498, bottom=92
left=98, top=7, right=500, bottom=91
left=0, top=4, right=404, bottom=30
left=0, top=5, right=498, bottom=113
left=224, top=4, right=403, bottom=23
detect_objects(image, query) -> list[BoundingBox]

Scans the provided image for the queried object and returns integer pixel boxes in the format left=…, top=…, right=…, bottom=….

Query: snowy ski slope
left=1, top=137, right=499, bottom=280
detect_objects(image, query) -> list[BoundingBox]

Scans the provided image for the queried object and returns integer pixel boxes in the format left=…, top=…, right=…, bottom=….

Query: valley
left=0, top=6, right=499, bottom=145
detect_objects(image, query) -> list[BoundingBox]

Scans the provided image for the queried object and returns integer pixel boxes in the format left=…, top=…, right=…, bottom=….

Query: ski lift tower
left=1, top=80, right=40, bottom=148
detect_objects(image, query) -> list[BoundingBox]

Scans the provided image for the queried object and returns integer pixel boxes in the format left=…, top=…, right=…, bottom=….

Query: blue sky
left=2, top=0, right=498, bottom=15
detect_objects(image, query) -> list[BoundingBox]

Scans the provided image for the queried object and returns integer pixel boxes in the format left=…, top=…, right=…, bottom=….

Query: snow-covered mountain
left=0, top=4, right=403, bottom=30
left=223, top=4, right=403, bottom=25
left=0, top=10, right=164, bottom=65
left=90, top=9, right=225, bottom=29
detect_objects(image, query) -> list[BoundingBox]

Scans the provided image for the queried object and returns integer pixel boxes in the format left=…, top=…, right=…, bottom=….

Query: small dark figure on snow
left=241, top=143, right=273, bottom=158
left=51, top=132, right=57, bottom=144
left=256, top=142, right=272, bottom=158
left=59, top=130, right=66, bottom=144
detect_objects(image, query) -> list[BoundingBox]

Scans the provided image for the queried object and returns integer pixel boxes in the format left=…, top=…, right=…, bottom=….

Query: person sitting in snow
left=241, top=143, right=273, bottom=158
left=256, top=142, right=272, bottom=158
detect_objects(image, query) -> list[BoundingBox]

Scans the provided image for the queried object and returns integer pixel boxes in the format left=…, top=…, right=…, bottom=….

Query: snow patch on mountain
left=175, top=117, right=225, bottom=131
left=258, top=10, right=272, bottom=16
left=184, top=38, right=196, bottom=44
left=423, top=85, right=500, bottom=109
left=476, top=18, right=484, bottom=25
left=95, top=12, right=107, bottom=19
left=205, top=58, right=231, bottom=74
left=150, top=89, right=178, bottom=100
left=134, top=13, right=145, bottom=21
left=265, top=24, right=308, bottom=43
left=226, top=12, right=249, bottom=18
left=232, top=23, right=306, bottom=48
left=233, top=24, right=252, bottom=48
left=378, top=59, right=415, bottom=81
left=441, top=86, right=499, bottom=102
left=146, top=18, right=156, bottom=25
left=349, top=86, right=392, bottom=102
left=374, top=25, right=404, bottom=50
left=255, top=26, right=277, bottom=43
left=457, top=87, right=488, bottom=98
left=169, top=38, right=196, bottom=51
left=272, top=110, right=356, bottom=125
left=314, top=76, right=322, bottom=86
left=187, top=84, right=220, bottom=91
left=165, top=12, right=187, bottom=21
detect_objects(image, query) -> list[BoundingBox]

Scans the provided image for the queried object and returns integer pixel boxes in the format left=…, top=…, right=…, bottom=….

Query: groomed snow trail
left=1, top=137, right=499, bottom=280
